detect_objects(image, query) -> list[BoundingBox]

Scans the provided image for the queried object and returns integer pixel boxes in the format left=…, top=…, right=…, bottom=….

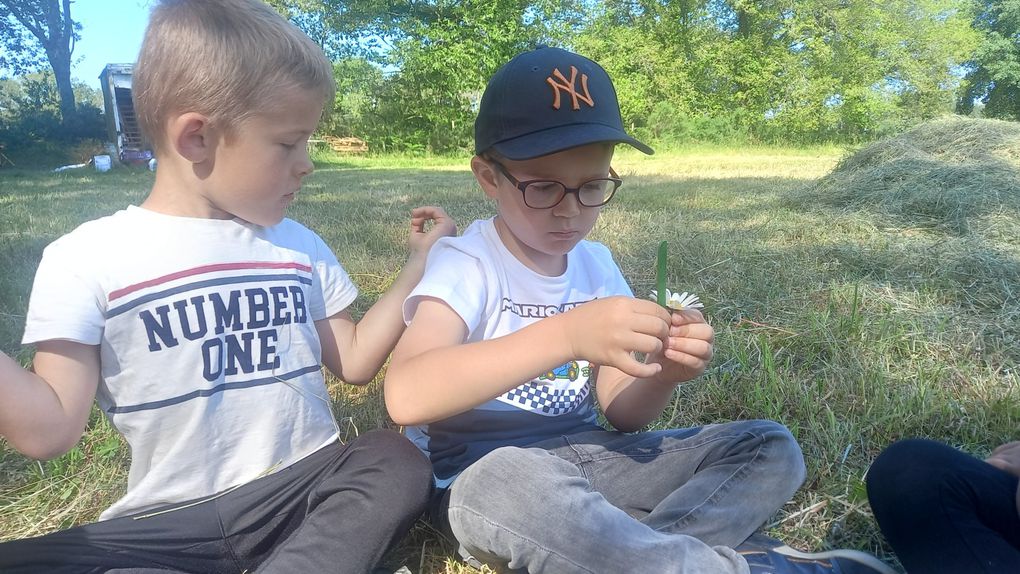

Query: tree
left=268, top=0, right=984, bottom=149
left=0, top=70, right=105, bottom=149
left=959, top=0, right=1020, bottom=120
left=0, top=0, right=79, bottom=124
left=271, top=0, right=576, bottom=152
left=580, top=0, right=976, bottom=143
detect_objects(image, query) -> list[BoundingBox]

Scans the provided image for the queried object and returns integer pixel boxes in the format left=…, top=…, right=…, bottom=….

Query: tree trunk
left=50, top=45, right=75, bottom=122
left=3, top=0, right=78, bottom=123
left=50, top=0, right=75, bottom=123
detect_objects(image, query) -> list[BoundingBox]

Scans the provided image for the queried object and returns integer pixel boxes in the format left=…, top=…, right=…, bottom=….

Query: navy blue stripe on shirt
left=106, top=273, right=313, bottom=319
left=107, top=364, right=323, bottom=414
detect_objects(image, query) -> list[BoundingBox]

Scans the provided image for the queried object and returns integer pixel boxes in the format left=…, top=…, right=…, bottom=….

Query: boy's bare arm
left=0, top=340, right=100, bottom=460
left=314, top=258, right=425, bottom=385
left=316, top=206, right=455, bottom=385
left=596, top=310, right=714, bottom=432
left=385, top=295, right=672, bottom=426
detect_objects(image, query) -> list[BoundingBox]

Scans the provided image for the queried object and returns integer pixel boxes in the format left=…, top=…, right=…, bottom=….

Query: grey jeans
left=444, top=420, right=806, bottom=574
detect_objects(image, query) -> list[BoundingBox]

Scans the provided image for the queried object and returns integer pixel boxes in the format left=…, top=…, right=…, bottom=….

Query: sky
left=71, top=1, right=152, bottom=89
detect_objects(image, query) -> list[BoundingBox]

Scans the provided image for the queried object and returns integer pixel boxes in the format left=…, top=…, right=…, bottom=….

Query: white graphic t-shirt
left=403, top=217, right=633, bottom=487
left=23, top=206, right=357, bottom=519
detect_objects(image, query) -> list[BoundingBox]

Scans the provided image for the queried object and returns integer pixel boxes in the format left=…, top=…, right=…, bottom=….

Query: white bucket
left=94, top=155, right=112, bottom=172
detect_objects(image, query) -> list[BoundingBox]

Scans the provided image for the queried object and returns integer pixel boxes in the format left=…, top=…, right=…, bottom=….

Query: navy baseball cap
left=474, top=46, right=654, bottom=160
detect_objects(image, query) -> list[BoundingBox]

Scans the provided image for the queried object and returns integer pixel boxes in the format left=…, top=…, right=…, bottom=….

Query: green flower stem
left=656, top=240, right=667, bottom=307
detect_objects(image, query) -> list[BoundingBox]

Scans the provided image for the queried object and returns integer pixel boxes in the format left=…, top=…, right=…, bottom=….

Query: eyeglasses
left=488, top=159, right=622, bottom=209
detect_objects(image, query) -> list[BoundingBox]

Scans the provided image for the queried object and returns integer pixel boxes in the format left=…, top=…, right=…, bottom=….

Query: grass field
left=1, top=145, right=1018, bottom=573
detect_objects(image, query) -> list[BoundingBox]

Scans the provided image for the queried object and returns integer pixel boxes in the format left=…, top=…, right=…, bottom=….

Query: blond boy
left=0, top=1, right=452, bottom=572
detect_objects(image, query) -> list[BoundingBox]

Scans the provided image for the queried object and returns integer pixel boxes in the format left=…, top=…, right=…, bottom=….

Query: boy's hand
left=646, top=309, right=714, bottom=385
left=986, top=441, right=1020, bottom=477
left=985, top=441, right=1020, bottom=517
left=562, top=296, right=672, bottom=380
left=408, top=206, right=456, bottom=260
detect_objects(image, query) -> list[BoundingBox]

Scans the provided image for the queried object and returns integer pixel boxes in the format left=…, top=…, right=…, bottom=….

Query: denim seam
left=563, top=434, right=593, bottom=463
left=449, top=504, right=597, bottom=574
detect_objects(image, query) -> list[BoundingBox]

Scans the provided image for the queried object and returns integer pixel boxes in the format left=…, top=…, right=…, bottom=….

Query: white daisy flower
left=649, top=289, right=704, bottom=311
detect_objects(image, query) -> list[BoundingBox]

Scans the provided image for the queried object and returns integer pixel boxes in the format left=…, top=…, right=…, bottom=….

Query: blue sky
left=71, top=1, right=152, bottom=89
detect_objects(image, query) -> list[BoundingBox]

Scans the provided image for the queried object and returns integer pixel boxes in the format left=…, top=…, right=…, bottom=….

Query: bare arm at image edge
left=0, top=340, right=100, bottom=460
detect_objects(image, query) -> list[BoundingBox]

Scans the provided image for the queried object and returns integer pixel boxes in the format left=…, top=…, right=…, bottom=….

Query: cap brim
left=488, top=123, right=654, bottom=160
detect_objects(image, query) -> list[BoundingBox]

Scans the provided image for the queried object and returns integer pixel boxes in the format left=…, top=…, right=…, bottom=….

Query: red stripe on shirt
left=108, top=261, right=314, bottom=301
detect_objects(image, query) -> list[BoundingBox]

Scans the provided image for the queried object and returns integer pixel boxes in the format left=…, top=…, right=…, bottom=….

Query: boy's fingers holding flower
left=615, top=355, right=663, bottom=380
left=654, top=336, right=712, bottom=383
left=662, top=336, right=714, bottom=364
left=669, top=308, right=705, bottom=326
left=562, top=296, right=669, bottom=373
left=646, top=314, right=714, bottom=384
left=633, top=297, right=674, bottom=325
left=670, top=320, right=714, bottom=344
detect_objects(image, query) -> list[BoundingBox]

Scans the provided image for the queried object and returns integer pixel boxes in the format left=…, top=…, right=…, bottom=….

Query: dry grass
left=806, top=117, right=1020, bottom=235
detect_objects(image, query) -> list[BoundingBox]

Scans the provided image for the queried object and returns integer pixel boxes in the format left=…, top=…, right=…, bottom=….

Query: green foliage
left=0, top=0, right=81, bottom=123
left=0, top=71, right=106, bottom=166
left=269, top=0, right=986, bottom=152
left=320, top=58, right=384, bottom=137
left=960, top=0, right=1020, bottom=120
left=579, top=0, right=977, bottom=144
left=0, top=2, right=44, bottom=75
left=268, top=1, right=577, bottom=153
left=639, top=102, right=750, bottom=144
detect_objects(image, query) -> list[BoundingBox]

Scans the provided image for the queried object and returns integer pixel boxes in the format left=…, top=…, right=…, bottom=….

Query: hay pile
left=809, top=117, right=1020, bottom=234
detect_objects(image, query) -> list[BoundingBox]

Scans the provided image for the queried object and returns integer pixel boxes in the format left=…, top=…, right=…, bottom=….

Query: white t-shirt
left=23, top=206, right=357, bottom=519
left=403, top=218, right=633, bottom=487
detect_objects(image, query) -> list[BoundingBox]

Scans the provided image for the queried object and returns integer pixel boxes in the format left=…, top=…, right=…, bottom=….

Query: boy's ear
left=471, top=155, right=501, bottom=200
left=168, top=112, right=217, bottom=164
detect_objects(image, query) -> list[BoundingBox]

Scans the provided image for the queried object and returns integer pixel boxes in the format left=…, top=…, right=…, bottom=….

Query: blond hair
left=134, top=0, right=335, bottom=152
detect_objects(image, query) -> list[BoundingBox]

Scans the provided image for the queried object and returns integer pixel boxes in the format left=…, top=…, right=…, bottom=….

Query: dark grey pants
left=0, top=430, right=433, bottom=574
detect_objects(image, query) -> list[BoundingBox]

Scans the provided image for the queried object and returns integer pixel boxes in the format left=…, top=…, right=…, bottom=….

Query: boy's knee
left=738, top=419, right=806, bottom=479
left=867, top=438, right=960, bottom=499
left=355, top=428, right=421, bottom=459
left=351, top=429, right=433, bottom=500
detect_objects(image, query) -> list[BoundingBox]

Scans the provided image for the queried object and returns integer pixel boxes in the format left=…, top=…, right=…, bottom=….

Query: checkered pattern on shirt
left=502, top=382, right=589, bottom=415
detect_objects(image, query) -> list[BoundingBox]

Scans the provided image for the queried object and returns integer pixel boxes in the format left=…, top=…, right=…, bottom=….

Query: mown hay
left=808, top=118, right=1020, bottom=234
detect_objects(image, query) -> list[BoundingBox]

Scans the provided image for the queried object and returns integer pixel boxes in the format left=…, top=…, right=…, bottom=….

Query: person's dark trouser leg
left=0, top=487, right=232, bottom=573
left=0, top=430, right=433, bottom=574
left=866, top=438, right=1020, bottom=574
left=248, top=429, right=433, bottom=574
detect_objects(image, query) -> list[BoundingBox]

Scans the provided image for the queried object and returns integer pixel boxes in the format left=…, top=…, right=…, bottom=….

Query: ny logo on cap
left=546, top=66, right=594, bottom=111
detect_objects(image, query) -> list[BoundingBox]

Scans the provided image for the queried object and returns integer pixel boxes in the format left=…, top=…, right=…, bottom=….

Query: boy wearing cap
left=385, top=47, right=896, bottom=574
